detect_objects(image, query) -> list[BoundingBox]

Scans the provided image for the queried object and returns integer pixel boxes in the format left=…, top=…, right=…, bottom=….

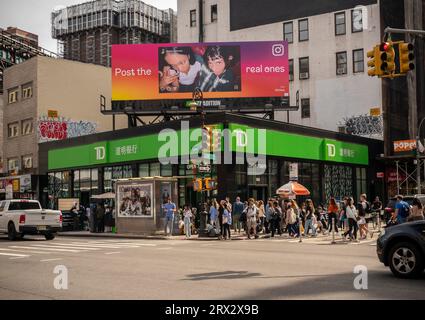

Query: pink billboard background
left=112, top=41, right=289, bottom=101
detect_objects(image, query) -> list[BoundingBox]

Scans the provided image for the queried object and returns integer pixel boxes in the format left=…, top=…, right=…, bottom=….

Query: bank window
left=161, top=163, right=173, bottom=177
left=336, top=51, right=347, bottom=75
left=22, top=155, right=33, bottom=169
left=104, top=167, right=112, bottom=192
left=211, top=4, right=217, bottom=23
left=74, top=170, right=80, bottom=197
left=8, top=88, right=18, bottom=104
left=91, top=168, right=99, bottom=193
left=21, top=118, right=34, bottom=135
left=351, top=9, right=363, bottom=33
left=122, top=165, right=132, bottom=178
left=190, top=9, right=196, bottom=27
left=299, top=57, right=309, bottom=79
left=301, top=98, right=310, bottom=118
left=22, top=83, right=33, bottom=99
left=353, top=49, right=364, bottom=73
left=298, top=19, right=309, bottom=41
left=8, top=122, right=19, bottom=138
left=335, top=12, right=346, bottom=35
left=8, top=158, right=19, bottom=172
left=150, top=163, right=161, bottom=176
left=283, top=22, right=293, bottom=43
left=80, top=169, right=91, bottom=191
left=289, top=59, right=294, bottom=81
left=356, top=167, right=367, bottom=200
left=139, top=163, right=150, bottom=177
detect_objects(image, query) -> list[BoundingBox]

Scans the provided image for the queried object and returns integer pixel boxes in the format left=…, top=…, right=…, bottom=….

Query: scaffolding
left=51, top=0, right=175, bottom=67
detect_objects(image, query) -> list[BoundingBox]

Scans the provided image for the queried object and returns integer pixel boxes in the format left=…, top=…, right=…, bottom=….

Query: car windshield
left=8, top=202, right=41, bottom=210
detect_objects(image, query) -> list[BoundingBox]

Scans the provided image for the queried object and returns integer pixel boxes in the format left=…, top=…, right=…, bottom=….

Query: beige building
left=2, top=55, right=127, bottom=184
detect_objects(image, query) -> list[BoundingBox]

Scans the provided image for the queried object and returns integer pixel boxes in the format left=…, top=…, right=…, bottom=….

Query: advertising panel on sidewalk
left=117, top=183, right=153, bottom=218
left=112, top=41, right=289, bottom=101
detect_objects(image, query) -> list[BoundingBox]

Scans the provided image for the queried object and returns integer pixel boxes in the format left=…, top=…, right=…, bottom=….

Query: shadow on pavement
left=184, top=270, right=262, bottom=281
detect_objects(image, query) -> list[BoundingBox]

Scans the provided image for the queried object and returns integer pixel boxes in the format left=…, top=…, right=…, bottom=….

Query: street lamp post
left=416, top=117, right=425, bottom=194
left=192, top=88, right=209, bottom=237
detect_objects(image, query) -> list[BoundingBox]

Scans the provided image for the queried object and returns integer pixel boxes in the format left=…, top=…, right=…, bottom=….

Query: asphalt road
left=0, top=235, right=424, bottom=300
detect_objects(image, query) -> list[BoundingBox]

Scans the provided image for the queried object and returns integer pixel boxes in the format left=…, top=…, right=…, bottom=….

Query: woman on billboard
left=159, top=46, right=204, bottom=93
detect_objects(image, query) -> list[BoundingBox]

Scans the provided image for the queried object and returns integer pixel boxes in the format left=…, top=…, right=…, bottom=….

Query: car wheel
left=45, top=233, right=56, bottom=241
left=7, top=222, right=18, bottom=241
left=389, top=242, right=424, bottom=278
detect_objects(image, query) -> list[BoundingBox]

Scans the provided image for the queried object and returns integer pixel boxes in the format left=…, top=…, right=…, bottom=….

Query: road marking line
left=10, top=246, right=82, bottom=253
left=156, top=247, right=172, bottom=250
left=0, top=252, right=29, bottom=257
left=65, top=242, right=140, bottom=249
left=0, top=248, right=52, bottom=254
left=9, top=256, right=28, bottom=260
left=35, top=243, right=100, bottom=250
left=40, top=258, right=63, bottom=262
left=104, top=252, right=121, bottom=255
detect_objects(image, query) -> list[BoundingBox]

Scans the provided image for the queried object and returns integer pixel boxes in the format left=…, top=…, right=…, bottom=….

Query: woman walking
left=210, top=199, right=219, bottom=233
left=183, top=205, right=193, bottom=238
left=357, top=194, right=373, bottom=240
left=257, top=200, right=265, bottom=233
left=304, top=199, right=317, bottom=237
left=221, top=200, right=232, bottom=240
left=327, top=197, right=339, bottom=234
left=286, top=201, right=298, bottom=237
left=343, top=197, right=359, bottom=241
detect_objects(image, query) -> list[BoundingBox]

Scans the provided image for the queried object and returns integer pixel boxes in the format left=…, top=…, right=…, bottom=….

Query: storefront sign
left=289, top=163, right=298, bottom=181
left=376, top=172, right=384, bottom=178
left=370, top=108, right=381, bottom=117
left=393, top=139, right=416, bottom=152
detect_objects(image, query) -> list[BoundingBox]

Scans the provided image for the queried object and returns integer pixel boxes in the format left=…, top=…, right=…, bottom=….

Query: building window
left=150, top=163, right=161, bottom=176
left=139, top=163, right=150, bottom=177
left=299, top=57, right=309, bottom=79
left=298, top=19, right=309, bottom=41
left=289, top=59, right=294, bottom=81
left=8, top=158, right=19, bottom=172
left=8, top=122, right=19, bottom=138
left=211, top=4, right=217, bottom=23
left=351, top=9, right=363, bottom=33
left=356, top=167, right=367, bottom=200
left=8, top=88, right=18, bottom=104
left=335, top=12, right=346, bottom=35
left=22, top=155, right=33, bottom=169
left=283, top=22, right=293, bottom=43
left=190, top=9, right=196, bottom=27
left=161, top=163, right=173, bottom=177
left=353, top=49, right=364, bottom=73
left=22, top=83, right=33, bottom=99
left=336, top=51, right=347, bottom=75
left=21, top=118, right=34, bottom=135
left=301, top=98, right=310, bottom=118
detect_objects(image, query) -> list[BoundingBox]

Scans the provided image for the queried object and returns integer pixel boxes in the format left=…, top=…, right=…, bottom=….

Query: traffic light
left=367, top=46, right=380, bottom=77
left=204, top=178, right=217, bottom=190
left=379, top=41, right=395, bottom=75
left=193, top=178, right=202, bottom=192
left=201, top=126, right=212, bottom=152
left=399, top=41, right=415, bottom=74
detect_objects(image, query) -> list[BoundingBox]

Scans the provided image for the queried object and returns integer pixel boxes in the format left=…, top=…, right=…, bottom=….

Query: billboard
left=112, top=41, right=289, bottom=101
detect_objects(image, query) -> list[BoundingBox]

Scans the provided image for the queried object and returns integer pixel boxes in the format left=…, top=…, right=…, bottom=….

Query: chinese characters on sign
left=115, top=145, right=138, bottom=156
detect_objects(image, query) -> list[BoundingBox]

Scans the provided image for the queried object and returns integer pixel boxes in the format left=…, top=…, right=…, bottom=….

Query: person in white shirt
left=183, top=205, right=193, bottom=238
left=343, top=197, right=359, bottom=241
left=244, top=198, right=258, bottom=239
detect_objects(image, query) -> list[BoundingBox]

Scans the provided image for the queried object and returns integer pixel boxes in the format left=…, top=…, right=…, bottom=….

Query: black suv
left=377, top=220, right=425, bottom=278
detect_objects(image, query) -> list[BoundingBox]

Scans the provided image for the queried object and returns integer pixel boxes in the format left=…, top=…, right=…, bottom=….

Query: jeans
left=233, top=214, right=242, bottom=233
left=222, top=223, right=231, bottom=239
left=164, top=215, right=174, bottom=235
left=184, top=217, right=191, bottom=237
left=304, top=218, right=316, bottom=236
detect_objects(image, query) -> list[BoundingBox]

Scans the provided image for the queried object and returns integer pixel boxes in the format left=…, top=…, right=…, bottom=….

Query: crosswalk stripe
left=0, top=252, right=29, bottom=257
left=32, top=243, right=100, bottom=250
left=10, top=245, right=82, bottom=253
left=0, top=248, right=51, bottom=255
left=65, top=242, right=140, bottom=248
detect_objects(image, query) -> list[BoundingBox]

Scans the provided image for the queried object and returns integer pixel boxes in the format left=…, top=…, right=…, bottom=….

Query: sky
left=0, top=0, right=177, bottom=53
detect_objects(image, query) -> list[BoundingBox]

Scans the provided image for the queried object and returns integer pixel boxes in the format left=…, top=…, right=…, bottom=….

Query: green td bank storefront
left=38, top=113, right=383, bottom=209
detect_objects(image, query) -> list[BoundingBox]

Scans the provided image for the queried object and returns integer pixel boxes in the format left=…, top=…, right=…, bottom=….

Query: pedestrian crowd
left=70, top=201, right=115, bottom=233
left=163, top=192, right=425, bottom=241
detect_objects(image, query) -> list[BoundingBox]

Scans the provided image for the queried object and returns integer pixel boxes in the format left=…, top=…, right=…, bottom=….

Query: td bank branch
left=39, top=113, right=384, bottom=213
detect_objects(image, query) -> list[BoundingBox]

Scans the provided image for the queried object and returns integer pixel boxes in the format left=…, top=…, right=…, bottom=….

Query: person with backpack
left=343, top=197, right=359, bottom=241
left=357, top=194, right=373, bottom=239
left=394, top=195, right=411, bottom=225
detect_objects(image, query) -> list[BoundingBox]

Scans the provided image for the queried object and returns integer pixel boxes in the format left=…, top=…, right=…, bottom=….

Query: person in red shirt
left=327, top=197, right=339, bottom=233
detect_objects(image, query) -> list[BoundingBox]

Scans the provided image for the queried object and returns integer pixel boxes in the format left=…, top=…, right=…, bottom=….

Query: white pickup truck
left=0, top=200, right=62, bottom=240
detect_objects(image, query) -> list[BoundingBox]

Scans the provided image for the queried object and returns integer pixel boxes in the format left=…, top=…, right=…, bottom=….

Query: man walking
left=232, top=197, right=244, bottom=233
left=163, top=197, right=177, bottom=236
left=394, top=195, right=410, bottom=225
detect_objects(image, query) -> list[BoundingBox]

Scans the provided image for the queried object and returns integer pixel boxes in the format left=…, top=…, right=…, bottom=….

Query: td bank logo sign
left=326, top=144, right=336, bottom=158
left=325, top=142, right=356, bottom=161
left=91, top=143, right=108, bottom=164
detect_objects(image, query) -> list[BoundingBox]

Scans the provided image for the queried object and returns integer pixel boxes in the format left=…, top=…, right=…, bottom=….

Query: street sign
left=198, top=165, right=211, bottom=173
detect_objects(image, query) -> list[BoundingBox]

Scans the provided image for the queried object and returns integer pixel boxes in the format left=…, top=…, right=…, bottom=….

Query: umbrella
left=276, top=181, right=310, bottom=197
left=90, top=192, right=116, bottom=199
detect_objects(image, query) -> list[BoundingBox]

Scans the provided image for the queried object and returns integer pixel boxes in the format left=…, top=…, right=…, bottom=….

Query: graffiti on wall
left=338, top=114, right=383, bottom=139
left=37, top=116, right=97, bottom=143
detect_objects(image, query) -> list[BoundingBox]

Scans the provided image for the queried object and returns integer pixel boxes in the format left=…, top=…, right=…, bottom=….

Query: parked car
left=384, top=195, right=425, bottom=223
left=0, top=199, right=62, bottom=240
left=377, top=220, right=425, bottom=278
